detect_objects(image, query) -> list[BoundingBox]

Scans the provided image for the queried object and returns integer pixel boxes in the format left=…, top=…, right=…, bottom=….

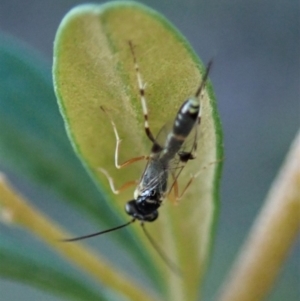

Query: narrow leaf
left=0, top=248, right=106, bottom=301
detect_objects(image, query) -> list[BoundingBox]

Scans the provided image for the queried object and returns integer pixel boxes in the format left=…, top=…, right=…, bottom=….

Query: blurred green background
left=0, top=0, right=299, bottom=300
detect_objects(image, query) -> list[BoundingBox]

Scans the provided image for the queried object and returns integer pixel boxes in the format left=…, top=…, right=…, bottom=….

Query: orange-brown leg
left=171, top=157, right=224, bottom=202
left=167, top=177, right=179, bottom=205
left=167, top=169, right=183, bottom=205
left=98, top=167, right=138, bottom=195
left=167, top=171, right=196, bottom=203
left=99, top=107, right=151, bottom=195
left=175, top=176, right=195, bottom=201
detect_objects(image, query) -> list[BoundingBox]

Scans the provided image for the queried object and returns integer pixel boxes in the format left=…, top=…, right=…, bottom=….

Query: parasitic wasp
left=63, top=41, right=212, bottom=274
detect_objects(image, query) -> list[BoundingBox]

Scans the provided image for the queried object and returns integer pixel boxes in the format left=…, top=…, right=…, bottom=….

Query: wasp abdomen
left=173, top=97, right=200, bottom=137
left=161, top=97, right=200, bottom=161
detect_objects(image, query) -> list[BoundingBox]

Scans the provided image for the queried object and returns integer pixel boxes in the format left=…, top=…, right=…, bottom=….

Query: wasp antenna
left=61, top=219, right=135, bottom=242
left=195, top=59, right=213, bottom=98
left=141, top=223, right=182, bottom=277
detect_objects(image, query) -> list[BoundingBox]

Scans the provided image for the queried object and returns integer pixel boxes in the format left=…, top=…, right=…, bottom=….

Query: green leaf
left=0, top=34, right=113, bottom=225
left=0, top=247, right=106, bottom=301
left=53, top=2, right=223, bottom=301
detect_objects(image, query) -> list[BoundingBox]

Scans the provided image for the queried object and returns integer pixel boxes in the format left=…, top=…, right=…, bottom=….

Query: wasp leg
left=167, top=169, right=184, bottom=205
left=167, top=177, right=179, bottom=205
left=167, top=169, right=197, bottom=203
left=168, top=169, right=193, bottom=203
left=129, top=41, right=156, bottom=144
left=175, top=176, right=195, bottom=201
left=174, top=157, right=224, bottom=201
left=101, top=106, right=149, bottom=169
left=98, top=167, right=138, bottom=195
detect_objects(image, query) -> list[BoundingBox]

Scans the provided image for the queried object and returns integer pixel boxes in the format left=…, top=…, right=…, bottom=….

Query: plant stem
left=216, top=130, right=300, bottom=301
left=0, top=174, right=159, bottom=301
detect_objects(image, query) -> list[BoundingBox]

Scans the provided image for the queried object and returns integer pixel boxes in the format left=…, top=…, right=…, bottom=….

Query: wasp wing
left=146, top=119, right=200, bottom=196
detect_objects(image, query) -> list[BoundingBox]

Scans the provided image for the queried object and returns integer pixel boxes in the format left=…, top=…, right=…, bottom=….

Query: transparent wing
left=146, top=119, right=200, bottom=195
left=154, top=119, right=173, bottom=149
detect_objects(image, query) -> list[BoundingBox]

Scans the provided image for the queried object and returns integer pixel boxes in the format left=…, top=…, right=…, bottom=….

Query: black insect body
left=125, top=96, right=203, bottom=223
